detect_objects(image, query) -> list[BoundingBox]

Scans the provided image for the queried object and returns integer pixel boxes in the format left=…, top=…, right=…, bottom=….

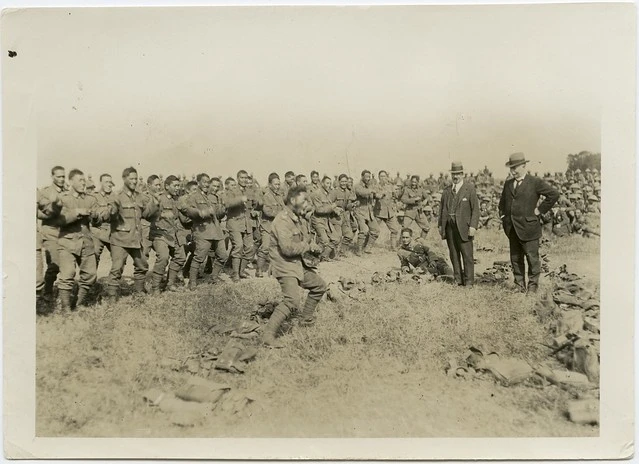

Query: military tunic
left=57, top=191, right=109, bottom=291
left=107, top=189, right=159, bottom=286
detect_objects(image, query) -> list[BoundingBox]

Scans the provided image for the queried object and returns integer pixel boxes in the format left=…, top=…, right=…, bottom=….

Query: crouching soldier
left=397, top=227, right=452, bottom=278
left=149, top=175, right=187, bottom=293
left=107, top=167, right=159, bottom=299
left=57, top=169, right=110, bottom=310
left=262, top=185, right=327, bottom=348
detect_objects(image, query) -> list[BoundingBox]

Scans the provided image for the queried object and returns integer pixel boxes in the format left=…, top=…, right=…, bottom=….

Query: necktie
left=515, top=179, right=521, bottom=191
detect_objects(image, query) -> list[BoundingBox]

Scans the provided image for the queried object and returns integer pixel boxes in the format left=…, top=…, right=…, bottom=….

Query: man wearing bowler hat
left=499, top=153, right=559, bottom=293
left=438, top=161, right=480, bottom=287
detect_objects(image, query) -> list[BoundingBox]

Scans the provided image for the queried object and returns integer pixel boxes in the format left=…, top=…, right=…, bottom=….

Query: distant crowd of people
left=36, top=153, right=601, bottom=346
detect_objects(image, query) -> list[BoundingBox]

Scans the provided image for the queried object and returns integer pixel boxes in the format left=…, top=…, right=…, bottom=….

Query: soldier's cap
left=587, top=194, right=598, bottom=201
left=570, top=183, right=580, bottom=189
left=423, top=205, right=433, bottom=212
left=575, top=168, right=582, bottom=173
left=585, top=168, right=591, bottom=173
left=568, top=193, right=580, bottom=199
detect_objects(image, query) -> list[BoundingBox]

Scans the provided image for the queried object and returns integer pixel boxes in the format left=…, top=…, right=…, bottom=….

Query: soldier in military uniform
left=353, top=170, right=381, bottom=255
left=36, top=187, right=62, bottom=313
left=262, top=185, right=326, bottom=348
left=401, top=175, right=431, bottom=238
left=281, top=171, right=297, bottom=198
left=586, top=194, right=600, bottom=214
left=256, top=173, right=286, bottom=277
left=295, top=174, right=308, bottom=187
left=551, top=207, right=571, bottom=237
left=178, top=180, right=198, bottom=279
left=149, top=175, right=187, bottom=293
left=374, top=170, right=401, bottom=250
left=310, top=175, right=343, bottom=261
left=569, top=209, right=600, bottom=237
left=398, top=228, right=452, bottom=277
left=247, top=175, right=264, bottom=263
left=478, top=198, right=492, bottom=229
left=309, top=170, right=321, bottom=193
left=225, top=170, right=263, bottom=282
left=40, top=166, right=67, bottom=303
left=106, top=167, right=160, bottom=299
left=91, top=174, right=114, bottom=268
left=56, top=169, right=110, bottom=310
left=328, top=174, right=357, bottom=256
left=179, top=174, right=228, bottom=289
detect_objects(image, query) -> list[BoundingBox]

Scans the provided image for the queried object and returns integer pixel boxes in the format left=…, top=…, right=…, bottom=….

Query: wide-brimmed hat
left=450, top=161, right=464, bottom=174
left=505, top=152, right=529, bottom=168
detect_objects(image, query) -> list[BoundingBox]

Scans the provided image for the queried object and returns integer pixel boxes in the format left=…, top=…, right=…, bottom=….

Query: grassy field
left=36, top=225, right=600, bottom=437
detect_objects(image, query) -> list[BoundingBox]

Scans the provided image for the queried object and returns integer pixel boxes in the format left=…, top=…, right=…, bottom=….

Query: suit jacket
left=438, top=181, right=480, bottom=242
left=498, top=175, right=559, bottom=241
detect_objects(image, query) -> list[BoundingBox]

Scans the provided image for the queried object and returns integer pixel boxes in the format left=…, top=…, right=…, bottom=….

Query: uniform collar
left=285, top=205, right=300, bottom=223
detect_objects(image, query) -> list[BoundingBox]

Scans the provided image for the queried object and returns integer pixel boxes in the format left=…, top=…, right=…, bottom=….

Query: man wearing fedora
left=438, top=161, right=480, bottom=287
left=499, top=153, right=559, bottom=293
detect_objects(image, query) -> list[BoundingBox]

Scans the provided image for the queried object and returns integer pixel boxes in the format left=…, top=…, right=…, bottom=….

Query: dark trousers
left=445, top=220, right=474, bottom=286
left=508, top=229, right=541, bottom=289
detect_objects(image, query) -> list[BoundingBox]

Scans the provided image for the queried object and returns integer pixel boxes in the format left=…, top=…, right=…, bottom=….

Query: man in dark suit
left=499, top=153, right=559, bottom=293
left=438, top=161, right=480, bottom=287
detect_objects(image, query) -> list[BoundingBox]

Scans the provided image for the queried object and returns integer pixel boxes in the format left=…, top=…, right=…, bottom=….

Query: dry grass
left=36, top=225, right=600, bottom=437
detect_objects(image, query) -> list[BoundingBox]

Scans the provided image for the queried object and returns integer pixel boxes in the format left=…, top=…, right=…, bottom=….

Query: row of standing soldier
left=36, top=161, right=599, bottom=315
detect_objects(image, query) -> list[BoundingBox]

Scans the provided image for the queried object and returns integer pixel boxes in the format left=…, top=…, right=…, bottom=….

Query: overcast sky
left=3, top=5, right=607, bottom=187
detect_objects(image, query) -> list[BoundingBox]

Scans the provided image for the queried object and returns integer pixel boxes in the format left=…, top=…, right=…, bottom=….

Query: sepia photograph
left=2, top=3, right=635, bottom=460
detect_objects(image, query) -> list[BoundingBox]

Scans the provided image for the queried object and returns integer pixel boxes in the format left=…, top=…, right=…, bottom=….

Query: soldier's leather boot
left=239, top=259, right=250, bottom=279
left=299, top=297, right=320, bottom=326
left=231, top=258, right=241, bottom=282
left=36, top=290, right=47, bottom=315
left=75, top=287, right=89, bottom=308
left=133, top=278, right=147, bottom=294
left=355, top=237, right=366, bottom=256
left=104, top=283, right=119, bottom=302
left=188, top=263, right=200, bottom=291
left=255, top=257, right=266, bottom=278
left=262, top=306, right=289, bottom=348
left=320, top=246, right=333, bottom=262
left=43, top=275, right=56, bottom=301
left=210, top=261, right=224, bottom=284
left=363, top=236, right=377, bottom=254
left=58, top=289, right=72, bottom=311
left=150, top=273, right=163, bottom=294
left=166, top=269, right=179, bottom=292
